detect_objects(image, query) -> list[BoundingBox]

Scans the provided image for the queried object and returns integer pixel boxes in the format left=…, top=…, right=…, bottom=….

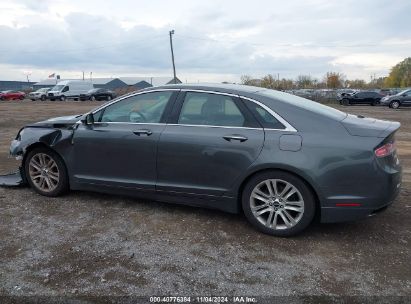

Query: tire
left=342, top=99, right=350, bottom=106
left=242, top=171, right=316, bottom=237
left=24, top=147, right=69, bottom=197
left=19, top=96, right=24, bottom=100
left=90, top=95, right=96, bottom=101
left=41, top=95, right=46, bottom=101
left=107, top=95, right=112, bottom=101
left=390, top=100, right=400, bottom=109
left=60, top=95, right=66, bottom=101
left=31, top=99, right=35, bottom=101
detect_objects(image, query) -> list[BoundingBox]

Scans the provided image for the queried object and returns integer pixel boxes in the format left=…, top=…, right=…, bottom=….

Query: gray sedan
left=4, top=84, right=402, bottom=236
left=380, top=88, right=411, bottom=109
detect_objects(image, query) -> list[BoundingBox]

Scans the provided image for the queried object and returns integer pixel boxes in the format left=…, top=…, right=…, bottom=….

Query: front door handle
left=133, top=129, right=152, bottom=136
left=223, top=135, right=248, bottom=142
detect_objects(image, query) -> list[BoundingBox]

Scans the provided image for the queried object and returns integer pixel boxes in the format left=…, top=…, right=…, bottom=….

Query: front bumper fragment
left=0, top=168, right=26, bottom=187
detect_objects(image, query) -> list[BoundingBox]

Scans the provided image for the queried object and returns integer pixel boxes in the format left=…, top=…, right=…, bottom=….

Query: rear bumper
left=321, top=200, right=396, bottom=223
left=320, top=168, right=402, bottom=223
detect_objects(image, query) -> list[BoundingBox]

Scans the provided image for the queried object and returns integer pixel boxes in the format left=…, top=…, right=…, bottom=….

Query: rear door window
left=178, top=92, right=246, bottom=127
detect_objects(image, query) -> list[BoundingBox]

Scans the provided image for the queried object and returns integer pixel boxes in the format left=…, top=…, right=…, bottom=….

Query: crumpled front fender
left=10, top=127, right=73, bottom=157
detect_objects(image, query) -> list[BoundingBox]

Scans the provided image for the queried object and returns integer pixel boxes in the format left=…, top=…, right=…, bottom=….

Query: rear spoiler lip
left=380, top=121, right=401, bottom=138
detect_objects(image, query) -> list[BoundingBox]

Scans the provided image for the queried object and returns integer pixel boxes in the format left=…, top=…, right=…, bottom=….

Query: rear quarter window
left=257, top=89, right=347, bottom=121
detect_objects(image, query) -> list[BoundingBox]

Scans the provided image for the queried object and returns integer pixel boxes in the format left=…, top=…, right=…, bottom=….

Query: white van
left=48, top=80, right=94, bottom=101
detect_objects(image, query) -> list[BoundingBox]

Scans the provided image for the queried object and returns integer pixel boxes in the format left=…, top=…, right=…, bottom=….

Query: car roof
left=148, top=83, right=263, bottom=95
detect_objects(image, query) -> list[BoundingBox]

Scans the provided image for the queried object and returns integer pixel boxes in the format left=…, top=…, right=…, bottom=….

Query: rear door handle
left=223, top=135, right=248, bottom=142
left=133, top=129, right=152, bottom=136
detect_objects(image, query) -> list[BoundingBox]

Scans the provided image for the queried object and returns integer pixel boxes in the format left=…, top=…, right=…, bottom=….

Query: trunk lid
left=341, top=114, right=400, bottom=138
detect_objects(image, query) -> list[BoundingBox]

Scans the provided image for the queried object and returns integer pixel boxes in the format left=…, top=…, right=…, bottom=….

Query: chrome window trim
left=166, top=123, right=262, bottom=130
left=180, top=89, right=238, bottom=98
left=93, top=122, right=166, bottom=126
left=84, top=88, right=297, bottom=132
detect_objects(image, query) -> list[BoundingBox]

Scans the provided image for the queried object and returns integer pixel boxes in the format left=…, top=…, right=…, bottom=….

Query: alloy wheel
left=250, top=179, right=304, bottom=230
left=28, top=153, right=60, bottom=192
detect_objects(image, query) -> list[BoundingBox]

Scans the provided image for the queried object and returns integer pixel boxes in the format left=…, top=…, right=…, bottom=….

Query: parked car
left=48, top=80, right=94, bottom=101
left=3, top=84, right=401, bottom=236
left=79, top=88, right=116, bottom=101
left=336, top=89, right=356, bottom=102
left=340, top=91, right=383, bottom=106
left=0, top=90, right=25, bottom=101
left=28, top=88, right=51, bottom=101
left=380, top=89, right=411, bottom=109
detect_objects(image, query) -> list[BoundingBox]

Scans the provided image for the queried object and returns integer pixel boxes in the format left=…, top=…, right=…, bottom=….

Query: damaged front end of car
left=0, top=115, right=83, bottom=187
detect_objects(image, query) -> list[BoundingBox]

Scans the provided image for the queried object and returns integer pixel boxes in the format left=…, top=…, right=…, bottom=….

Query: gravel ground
left=0, top=100, right=410, bottom=298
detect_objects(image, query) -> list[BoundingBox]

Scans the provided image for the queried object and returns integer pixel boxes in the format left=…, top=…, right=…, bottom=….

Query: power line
left=176, top=34, right=411, bottom=48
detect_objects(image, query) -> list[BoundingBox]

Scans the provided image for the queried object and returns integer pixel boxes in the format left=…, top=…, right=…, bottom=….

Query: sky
left=0, top=0, right=410, bottom=83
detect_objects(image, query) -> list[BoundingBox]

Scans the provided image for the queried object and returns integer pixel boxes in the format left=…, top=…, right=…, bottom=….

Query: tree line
left=240, top=57, right=411, bottom=90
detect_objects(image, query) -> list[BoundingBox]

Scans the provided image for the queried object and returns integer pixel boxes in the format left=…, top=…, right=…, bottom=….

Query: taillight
left=375, top=142, right=396, bottom=158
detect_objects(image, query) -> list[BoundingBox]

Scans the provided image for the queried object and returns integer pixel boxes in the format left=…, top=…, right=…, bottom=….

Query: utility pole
left=169, top=30, right=177, bottom=84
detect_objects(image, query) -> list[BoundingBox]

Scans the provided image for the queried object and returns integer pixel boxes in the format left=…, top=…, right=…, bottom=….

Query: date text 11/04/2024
left=149, top=296, right=257, bottom=303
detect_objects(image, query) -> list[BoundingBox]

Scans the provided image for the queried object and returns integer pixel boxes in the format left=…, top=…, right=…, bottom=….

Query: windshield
left=257, top=89, right=347, bottom=120
left=51, top=85, right=65, bottom=91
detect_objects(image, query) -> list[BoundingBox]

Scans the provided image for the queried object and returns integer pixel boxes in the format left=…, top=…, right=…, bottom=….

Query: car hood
left=341, top=114, right=400, bottom=138
left=27, top=114, right=83, bottom=128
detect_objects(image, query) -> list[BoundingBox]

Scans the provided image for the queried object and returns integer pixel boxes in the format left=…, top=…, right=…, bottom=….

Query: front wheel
left=60, top=95, right=66, bottom=101
left=342, top=99, right=350, bottom=106
left=390, top=101, right=400, bottom=109
left=90, top=95, right=96, bottom=101
left=41, top=95, right=46, bottom=101
left=242, top=171, right=315, bottom=237
left=24, top=147, right=69, bottom=197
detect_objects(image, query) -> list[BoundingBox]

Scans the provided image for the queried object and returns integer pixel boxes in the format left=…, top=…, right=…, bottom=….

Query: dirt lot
left=0, top=100, right=410, bottom=298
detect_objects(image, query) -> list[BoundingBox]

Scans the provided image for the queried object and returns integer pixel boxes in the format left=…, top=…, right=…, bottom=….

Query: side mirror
left=82, top=113, right=94, bottom=125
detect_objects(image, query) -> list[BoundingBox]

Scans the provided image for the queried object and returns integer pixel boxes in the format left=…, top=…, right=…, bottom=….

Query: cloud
left=0, top=0, right=410, bottom=82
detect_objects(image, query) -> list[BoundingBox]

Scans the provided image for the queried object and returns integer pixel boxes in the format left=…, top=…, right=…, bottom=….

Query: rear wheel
left=390, top=100, right=400, bottom=109
left=19, top=96, right=24, bottom=100
left=41, top=95, right=46, bottom=101
left=107, top=95, right=112, bottom=101
left=90, top=95, right=96, bottom=101
left=342, top=99, right=350, bottom=106
left=242, top=171, right=315, bottom=237
left=24, top=147, right=69, bottom=197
